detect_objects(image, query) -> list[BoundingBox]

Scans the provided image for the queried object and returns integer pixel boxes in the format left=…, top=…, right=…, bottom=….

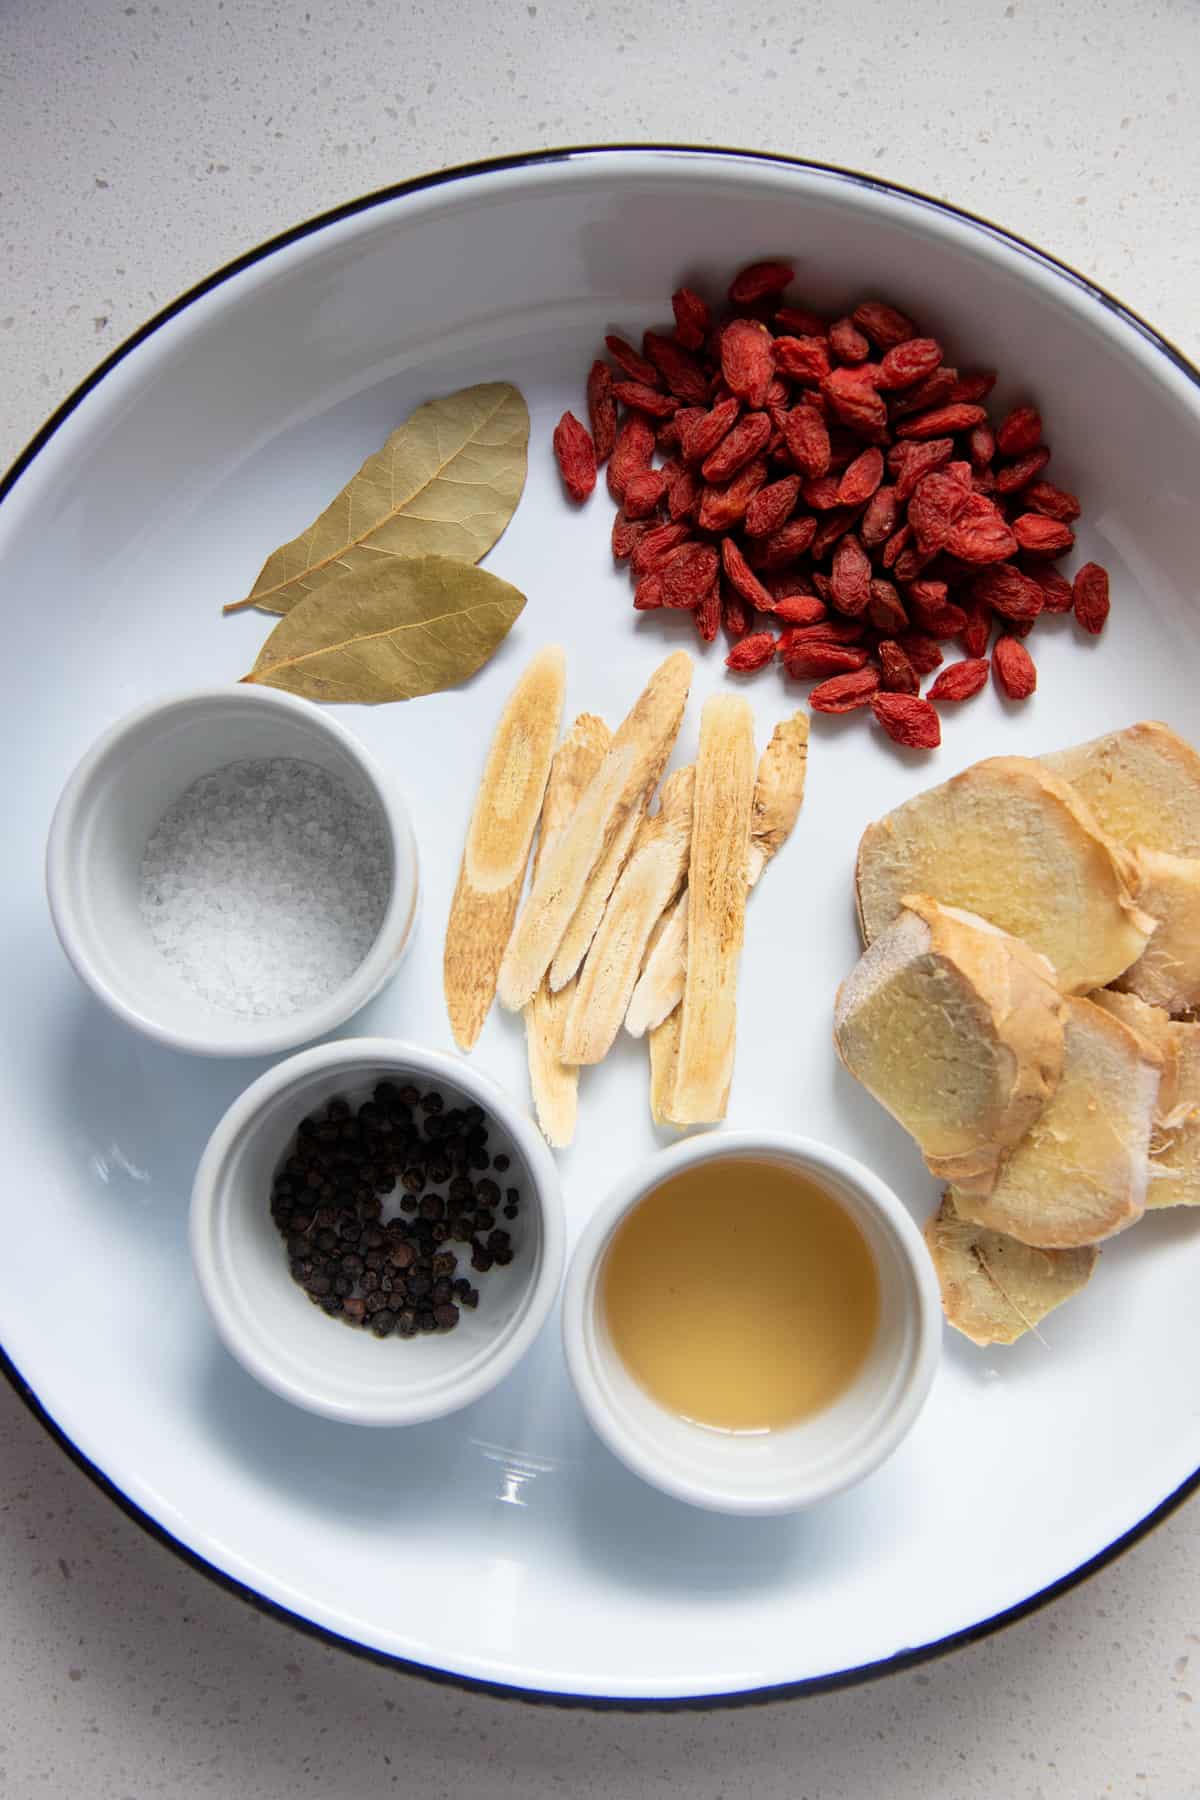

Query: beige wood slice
left=648, top=1007, right=682, bottom=1127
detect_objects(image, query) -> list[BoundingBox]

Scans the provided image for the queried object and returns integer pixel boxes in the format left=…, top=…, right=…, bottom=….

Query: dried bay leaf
left=224, top=382, right=529, bottom=616
left=242, top=554, right=526, bottom=704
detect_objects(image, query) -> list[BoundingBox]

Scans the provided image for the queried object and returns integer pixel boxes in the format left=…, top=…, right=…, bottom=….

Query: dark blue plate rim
left=2, top=142, right=1197, bottom=1709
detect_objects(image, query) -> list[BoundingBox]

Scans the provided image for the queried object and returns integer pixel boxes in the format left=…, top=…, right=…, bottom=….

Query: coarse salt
left=140, top=756, right=390, bottom=1019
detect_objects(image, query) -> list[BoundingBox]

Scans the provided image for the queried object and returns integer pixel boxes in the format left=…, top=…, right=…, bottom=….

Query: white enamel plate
left=1, top=148, right=1197, bottom=1703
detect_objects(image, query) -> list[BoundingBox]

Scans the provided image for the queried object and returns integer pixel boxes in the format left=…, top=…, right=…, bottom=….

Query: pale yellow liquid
left=602, top=1159, right=880, bottom=1432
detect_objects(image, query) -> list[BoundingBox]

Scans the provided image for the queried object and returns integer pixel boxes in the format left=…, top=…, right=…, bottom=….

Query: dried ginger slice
left=443, top=645, right=566, bottom=1049
left=497, top=650, right=692, bottom=1011
left=522, top=714, right=611, bottom=1147
left=925, top=1193, right=1098, bottom=1346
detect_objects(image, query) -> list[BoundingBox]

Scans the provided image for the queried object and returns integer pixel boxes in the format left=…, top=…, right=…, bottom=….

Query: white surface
left=562, top=1132, right=941, bottom=1514
left=0, top=0, right=1197, bottom=1791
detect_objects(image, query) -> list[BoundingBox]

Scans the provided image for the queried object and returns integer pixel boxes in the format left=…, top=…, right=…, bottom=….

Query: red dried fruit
left=678, top=396, right=741, bottom=466
left=802, top=473, right=843, bottom=511
left=611, top=511, right=646, bottom=561
left=661, top=541, right=720, bottom=611
left=729, top=260, right=794, bottom=305
left=612, top=379, right=679, bottom=420
left=622, top=469, right=668, bottom=519
left=1010, top=514, right=1075, bottom=556
left=830, top=534, right=873, bottom=617
left=630, top=519, right=691, bottom=578
left=811, top=574, right=833, bottom=603
left=1025, top=563, right=1074, bottom=613
left=893, top=541, right=938, bottom=583
left=633, top=573, right=664, bottom=611
left=994, top=447, right=1051, bottom=494
left=744, top=474, right=801, bottom=537
left=971, top=562, right=1045, bottom=623
left=642, top=332, right=711, bottom=405
left=882, top=522, right=912, bottom=570
left=896, top=631, right=945, bottom=675
left=993, top=635, right=1037, bottom=698
left=836, top=446, right=885, bottom=507
left=778, top=620, right=866, bottom=649
left=947, top=459, right=973, bottom=489
left=944, top=493, right=1019, bottom=564
left=907, top=470, right=970, bottom=554
left=721, top=587, right=752, bottom=639
left=701, top=412, right=772, bottom=482
left=822, top=366, right=888, bottom=437
left=996, top=405, right=1042, bottom=457
left=781, top=406, right=832, bottom=479
left=656, top=418, right=681, bottom=451
left=725, top=630, right=777, bottom=671
left=553, top=411, right=597, bottom=502
left=889, top=366, right=958, bottom=421
left=604, top=335, right=660, bottom=386
left=694, top=587, right=722, bottom=643
left=774, top=304, right=828, bottom=337
left=606, top=415, right=656, bottom=502
left=893, top=438, right=954, bottom=502
left=697, top=455, right=769, bottom=533
left=811, top=508, right=864, bottom=559
left=667, top=464, right=701, bottom=522
left=878, top=639, right=920, bottom=695
left=959, top=597, right=993, bottom=658
left=671, top=287, right=710, bottom=352
left=1073, top=562, right=1111, bottom=634
left=875, top=337, right=944, bottom=391
left=851, top=300, right=916, bottom=350
left=809, top=667, right=882, bottom=713
left=868, top=577, right=909, bottom=635
left=927, top=657, right=989, bottom=702
left=861, top=484, right=901, bottom=549
left=829, top=316, right=871, bottom=365
left=763, top=569, right=817, bottom=602
left=967, top=422, right=996, bottom=469
left=949, top=370, right=997, bottom=405
left=1024, top=479, right=1082, bottom=523
left=781, top=642, right=871, bottom=680
left=773, top=335, right=833, bottom=384
left=748, top=514, right=818, bottom=570
left=721, top=318, right=775, bottom=408
left=771, top=594, right=827, bottom=626
left=870, top=692, right=941, bottom=748
left=586, top=361, right=617, bottom=464
left=894, top=402, right=988, bottom=441
left=720, top=537, right=774, bottom=612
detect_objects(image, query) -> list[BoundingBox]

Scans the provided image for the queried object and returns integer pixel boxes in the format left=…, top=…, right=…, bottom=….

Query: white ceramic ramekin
left=45, top=684, right=419, bottom=1057
left=190, top=1038, right=564, bottom=1426
left=562, top=1131, right=941, bottom=1515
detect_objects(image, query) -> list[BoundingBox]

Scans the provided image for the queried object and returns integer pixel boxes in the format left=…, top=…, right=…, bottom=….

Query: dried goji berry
left=851, top=300, right=916, bottom=349
left=1024, top=479, right=1082, bottom=523
left=992, top=635, right=1037, bottom=698
left=774, top=304, right=828, bottom=337
left=782, top=643, right=871, bottom=680
left=949, top=370, right=997, bottom=405
left=721, top=586, right=751, bottom=639
left=612, top=379, right=678, bottom=420
left=822, top=366, right=888, bottom=437
left=881, top=522, right=913, bottom=570
left=878, top=639, right=920, bottom=695
left=721, top=318, right=775, bottom=408
left=944, top=493, right=1019, bottom=564
left=871, top=692, right=941, bottom=748
left=966, top=422, right=996, bottom=469
left=725, top=630, right=777, bottom=671
left=1012, top=514, right=1075, bottom=555
left=1073, top=562, right=1111, bottom=634
left=907, top=470, right=970, bottom=554
left=697, top=455, right=769, bottom=533
left=802, top=472, right=843, bottom=511
left=622, top=469, right=667, bottom=519
left=837, top=446, right=885, bottom=507
left=701, top=412, right=772, bottom=482
left=811, top=508, right=864, bottom=559
left=829, top=316, right=871, bottom=365
left=694, top=586, right=721, bottom=643
left=868, top=577, right=910, bottom=635
left=896, top=631, right=945, bottom=675
left=633, top=573, right=664, bottom=610
left=667, top=464, right=701, bottom=522
left=830, top=533, right=873, bottom=616
left=773, top=335, right=833, bottom=384
left=875, top=337, right=944, bottom=391
left=763, top=569, right=817, bottom=602
left=812, top=573, right=833, bottom=603
left=894, top=402, right=988, bottom=441
left=720, top=537, right=774, bottom=612
left=744, top=474, right=801, bottom=537
left=778, top=620, right=866, bottom=649
left=771, top=594, right=828, bottom=626
left=604, top=335, right=660, bottom=386
left=971, top=562, right=1045, bottom=623
left=927, top=657, right=989, bottom=702
left=630, top=519, right=690, bottom=577
left=959, top=597, right=993, bottom=658
left=893, top=437, right=954, bottom=501
left=893, top=541, right=938, bottom=583
left=553, top=411, right=597, bottom=502
left=912, top=599, right=968, bottom=637
left=611, top=511, right=646, bottom=561
left=678, top=396, right=741, bottom=466
left=747, top=514, right=817, bottom=570
left=671, top=287, right=710, bottom=351
left=994, top=447, right=1051, bottom=493
left=729, top=260, right=795, bottom=305
left=781, top=405, right=832, bottom=478
left=996, top=405, right=1042, bottom=456
left=661, top=541, right=720, bottom=610
left=1024, top=563, right=1074, bottom=613
left=809, top=667, right=882, bottom=713
left=642, top=331, right=710, bottom=404
left=889, top=366, right=958, bottom=420
left=861, top=484, right=900, bottom=549
left=606, top=415, right=655, bottom=502
left=587, top=361, right=616, bottom=464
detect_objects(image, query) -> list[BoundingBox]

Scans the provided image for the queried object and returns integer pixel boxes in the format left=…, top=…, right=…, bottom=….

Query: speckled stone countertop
left=2, top=2, right=1198, bottom=1793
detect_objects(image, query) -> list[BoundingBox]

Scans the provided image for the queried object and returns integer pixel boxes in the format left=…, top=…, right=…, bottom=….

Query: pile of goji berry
left=552, top=259, right=1111, bottom=750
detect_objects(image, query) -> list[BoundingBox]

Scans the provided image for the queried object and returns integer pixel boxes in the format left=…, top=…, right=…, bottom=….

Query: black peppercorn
left=492, top=1153, right=510, bottom=1173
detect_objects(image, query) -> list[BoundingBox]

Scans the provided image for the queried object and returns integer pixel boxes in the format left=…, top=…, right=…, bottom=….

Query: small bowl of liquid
left=562, top=1133, right=941, bottom=1514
